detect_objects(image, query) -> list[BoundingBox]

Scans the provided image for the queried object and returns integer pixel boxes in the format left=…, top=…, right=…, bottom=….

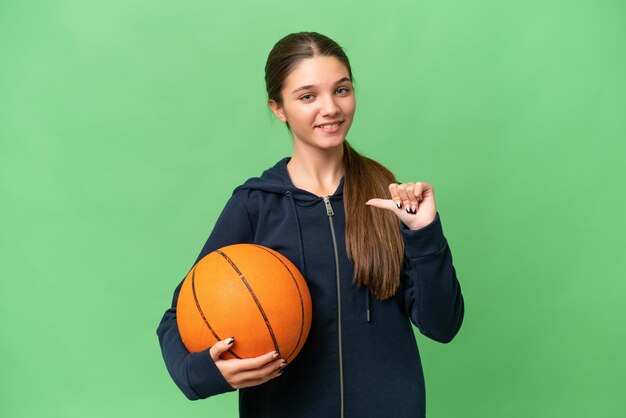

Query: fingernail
left=396, top=201, right=402, bottom=209
left=406, top=207, right=411, bottom=214
left=226, top=337, right=235, bottom=345
left=277, top=369, right=284, bottom=375
left=281, top=360, right=287, bottom=367
left=273, top=352, right=279, bottom=358
left=411, top=205, right=416, bottom=213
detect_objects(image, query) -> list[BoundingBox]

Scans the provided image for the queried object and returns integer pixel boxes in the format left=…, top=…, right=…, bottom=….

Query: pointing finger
left=365, top=198, right=398, bottom=212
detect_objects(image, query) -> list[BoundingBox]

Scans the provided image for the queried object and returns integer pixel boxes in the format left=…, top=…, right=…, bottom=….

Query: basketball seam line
left=254, top=245, right=306, bottom=362
left=191, top=265, right=242, bottom=359
left=216, top=249, right=281, bottom=355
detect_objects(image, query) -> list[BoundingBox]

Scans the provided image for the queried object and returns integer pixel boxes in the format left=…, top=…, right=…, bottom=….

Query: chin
left=293, top=130, right=349, bottom=152
left=317, top=136, right=346, bottom=150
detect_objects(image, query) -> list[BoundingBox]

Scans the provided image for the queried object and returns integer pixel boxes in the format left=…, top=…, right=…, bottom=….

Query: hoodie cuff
left=187, top=348, right=236, bottom=398
left=401, top=213, right=447, bottom=258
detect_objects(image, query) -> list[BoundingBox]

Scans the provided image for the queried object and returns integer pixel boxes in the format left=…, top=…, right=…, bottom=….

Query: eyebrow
left=291, top=77, right=352, bottom=94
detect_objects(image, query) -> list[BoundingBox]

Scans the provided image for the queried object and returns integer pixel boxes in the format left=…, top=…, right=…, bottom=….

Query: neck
left=287, top=142, right=345, bottom=197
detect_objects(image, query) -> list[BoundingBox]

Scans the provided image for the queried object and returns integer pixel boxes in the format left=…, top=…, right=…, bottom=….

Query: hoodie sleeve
left=156, top=194, right=254, bottom=400
left=401, top=213, right=464, bottom=343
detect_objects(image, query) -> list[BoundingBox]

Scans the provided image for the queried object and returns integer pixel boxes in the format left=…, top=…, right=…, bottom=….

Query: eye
left=299, top=94, right=314, bottom=102
left=335, top=87, right=351, bottom=95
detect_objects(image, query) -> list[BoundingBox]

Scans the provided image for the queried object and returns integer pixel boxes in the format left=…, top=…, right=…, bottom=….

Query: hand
left=366, top=182, right=437, bottom=230
left=209, top=337, right=286, bottom=389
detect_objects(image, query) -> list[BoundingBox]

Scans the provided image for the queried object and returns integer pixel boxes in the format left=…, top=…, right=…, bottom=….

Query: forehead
left=283, top=56, right=350, bottom=90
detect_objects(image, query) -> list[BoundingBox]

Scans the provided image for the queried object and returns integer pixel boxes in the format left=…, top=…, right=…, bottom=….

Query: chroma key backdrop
left=1, top=0, right=625, bottom=417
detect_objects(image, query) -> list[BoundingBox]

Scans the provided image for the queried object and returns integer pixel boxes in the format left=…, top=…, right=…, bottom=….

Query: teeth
left=318, top=123, right=340, bottom=129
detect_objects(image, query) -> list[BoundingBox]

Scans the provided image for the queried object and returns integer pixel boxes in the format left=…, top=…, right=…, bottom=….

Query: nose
left=319, top=94, right=340, bottom=116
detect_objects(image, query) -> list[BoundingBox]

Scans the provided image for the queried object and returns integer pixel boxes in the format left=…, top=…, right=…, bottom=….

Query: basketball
left=176, top=243, right=313, bottom=362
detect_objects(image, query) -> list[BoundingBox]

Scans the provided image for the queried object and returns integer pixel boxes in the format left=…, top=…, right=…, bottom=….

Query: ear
left=268, top=99, right=287, bottom=123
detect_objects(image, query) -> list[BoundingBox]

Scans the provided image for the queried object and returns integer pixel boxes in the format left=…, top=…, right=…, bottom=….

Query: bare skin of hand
left=365, top=182, right=437, bottom=230
left=209, top=338, right=286, bottom=389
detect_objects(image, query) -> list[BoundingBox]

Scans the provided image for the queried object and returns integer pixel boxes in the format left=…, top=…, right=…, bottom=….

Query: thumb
left=365, top=198, right=397, bottom=212
left=209, top=337, right=235, bottom=361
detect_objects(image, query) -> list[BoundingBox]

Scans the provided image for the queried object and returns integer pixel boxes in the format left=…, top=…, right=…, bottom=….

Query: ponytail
left=343, top=141, right=404, bottom=300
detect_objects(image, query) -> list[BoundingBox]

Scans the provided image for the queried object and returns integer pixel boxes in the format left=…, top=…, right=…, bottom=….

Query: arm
left=401, top=213, right=464, bottom=343
left=156, top=195, right=254, bottom=400
left=366, top=181, right=464, bottom=343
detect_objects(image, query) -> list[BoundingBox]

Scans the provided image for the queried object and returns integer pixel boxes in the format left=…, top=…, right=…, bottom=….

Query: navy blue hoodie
left=157, top=157, right=464, bottom=418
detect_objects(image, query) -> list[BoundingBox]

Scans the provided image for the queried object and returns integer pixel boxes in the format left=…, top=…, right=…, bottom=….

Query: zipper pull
left=323, top=196, right=334, bottom=217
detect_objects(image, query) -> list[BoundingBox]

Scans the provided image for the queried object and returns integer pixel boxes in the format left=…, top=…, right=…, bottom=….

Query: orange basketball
left=176, top=244, right=312, bottom=362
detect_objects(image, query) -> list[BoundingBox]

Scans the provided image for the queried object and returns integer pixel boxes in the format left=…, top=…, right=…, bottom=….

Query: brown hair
left=265, top=32, right=404, bottom=300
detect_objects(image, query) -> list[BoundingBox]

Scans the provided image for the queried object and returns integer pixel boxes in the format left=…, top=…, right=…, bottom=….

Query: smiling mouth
left=315, top=121, right=343, bottom=130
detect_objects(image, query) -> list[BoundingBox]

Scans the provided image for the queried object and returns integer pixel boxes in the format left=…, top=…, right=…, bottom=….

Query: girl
left=157, top=32, right=464, bottom=418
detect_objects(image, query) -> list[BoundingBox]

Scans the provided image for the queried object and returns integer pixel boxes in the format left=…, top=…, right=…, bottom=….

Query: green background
left=1, top=0, right=625, bottom=417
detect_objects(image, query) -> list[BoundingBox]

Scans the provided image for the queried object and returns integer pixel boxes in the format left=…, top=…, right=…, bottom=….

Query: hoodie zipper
left=323, top=196, right=344, bottom=418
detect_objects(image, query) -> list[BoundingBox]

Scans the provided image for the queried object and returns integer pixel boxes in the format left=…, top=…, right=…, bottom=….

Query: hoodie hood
left=233, top=157, right=344, bottom=202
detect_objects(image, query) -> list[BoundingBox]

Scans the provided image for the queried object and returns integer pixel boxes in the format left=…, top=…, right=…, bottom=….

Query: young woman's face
left=269, top=55, right=356, bottom=152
